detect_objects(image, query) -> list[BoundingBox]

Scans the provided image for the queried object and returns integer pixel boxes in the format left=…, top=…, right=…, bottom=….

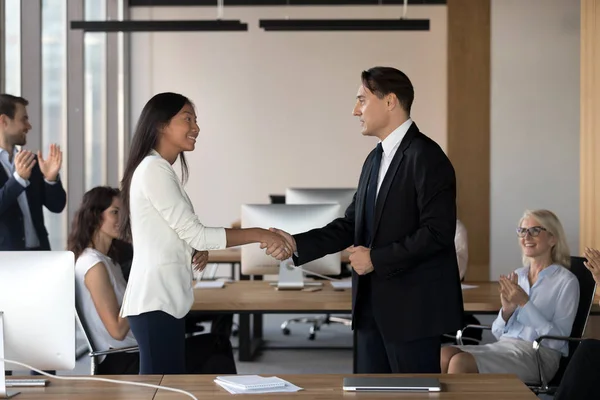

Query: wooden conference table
left=12, top=374, right=538, bottom=399
left=191, top=271, right=503, bottom=364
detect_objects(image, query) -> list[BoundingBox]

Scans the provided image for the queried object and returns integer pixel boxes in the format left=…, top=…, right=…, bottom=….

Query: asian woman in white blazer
left=119, top=92, right=292, bottom=374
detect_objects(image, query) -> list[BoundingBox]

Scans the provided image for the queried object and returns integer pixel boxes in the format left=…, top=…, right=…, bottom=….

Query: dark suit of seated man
left=0, top=94, right=66, bottom=252
left=0, top=94, right=66, bottom=376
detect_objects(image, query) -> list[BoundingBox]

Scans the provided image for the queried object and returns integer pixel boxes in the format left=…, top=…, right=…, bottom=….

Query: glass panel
left=3, top=0, right=21, bottom=95
left=42, top=0, right=67, bottom=250
left=84, top=0, right=107, bottom=190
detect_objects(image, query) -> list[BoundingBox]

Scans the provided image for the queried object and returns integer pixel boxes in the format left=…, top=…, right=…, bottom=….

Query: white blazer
left=120, top=150, right=227, bottom=319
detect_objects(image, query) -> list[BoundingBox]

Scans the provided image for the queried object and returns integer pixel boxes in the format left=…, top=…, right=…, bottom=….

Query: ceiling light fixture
left=71, top=0, right=248, bottom=32
left=259, top=0, right=429, bottom=32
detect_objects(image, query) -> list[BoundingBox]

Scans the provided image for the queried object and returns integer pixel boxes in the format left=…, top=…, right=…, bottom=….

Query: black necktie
left=363, top=143, right=383, bottom=246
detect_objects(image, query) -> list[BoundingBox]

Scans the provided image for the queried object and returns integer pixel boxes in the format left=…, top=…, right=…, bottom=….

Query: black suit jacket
left=0, top=156, right=67, bottom=250
left=294, top=122, right=464, bottom=342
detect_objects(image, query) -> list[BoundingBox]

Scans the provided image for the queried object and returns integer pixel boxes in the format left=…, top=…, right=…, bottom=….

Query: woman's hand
left=498, top=272, right=523, bottom=321
left=192, top=250, right=209, bottom=271
left=499, top=272, right=529, bottom=307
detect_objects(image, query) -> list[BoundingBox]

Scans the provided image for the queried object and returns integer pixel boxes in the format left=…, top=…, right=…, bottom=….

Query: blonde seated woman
left=441, top=209, right=580, bottom=383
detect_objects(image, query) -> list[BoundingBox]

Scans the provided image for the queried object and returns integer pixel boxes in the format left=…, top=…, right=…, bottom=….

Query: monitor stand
left=270, top=261, right=323, bottom=290
left=0, top=313, right=20, bottom=398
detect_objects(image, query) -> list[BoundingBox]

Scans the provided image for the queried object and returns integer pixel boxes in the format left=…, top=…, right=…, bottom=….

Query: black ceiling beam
left=70, top=20, right=248, bottom=32
left=259, top=18, right=429, bottom=31
left=130, top=0, right=445, bottom=6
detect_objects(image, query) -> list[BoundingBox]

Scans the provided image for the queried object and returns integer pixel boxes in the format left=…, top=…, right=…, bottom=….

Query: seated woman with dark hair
left=69, top=186, right=139, bottom=375
left=441, top=209, right=580, bottom=384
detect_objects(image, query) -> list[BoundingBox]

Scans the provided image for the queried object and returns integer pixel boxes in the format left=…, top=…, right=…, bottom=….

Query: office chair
left=280, top=263, right=352, bottom=340
left=75, top=305, right=139, bottom=375
left=454, top=256, right=596, bottom=395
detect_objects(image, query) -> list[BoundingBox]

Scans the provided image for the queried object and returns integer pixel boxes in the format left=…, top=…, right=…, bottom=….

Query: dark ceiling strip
left=129, top=0, right=446, bottom=6
left=259, top=18, right=429, bottom=31
left=70, top=20, right=248, bottom=32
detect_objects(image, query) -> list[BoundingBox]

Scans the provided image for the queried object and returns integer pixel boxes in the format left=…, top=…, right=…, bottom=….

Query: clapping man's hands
left=38, top=144, right=62, bottom=182
left=14, top=149, right=36, bottom=180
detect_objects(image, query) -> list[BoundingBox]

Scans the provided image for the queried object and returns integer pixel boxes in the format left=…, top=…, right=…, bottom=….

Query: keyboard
left=5, top=378, right=49, bottom=387
left=330, top=281, right=352, bottom=290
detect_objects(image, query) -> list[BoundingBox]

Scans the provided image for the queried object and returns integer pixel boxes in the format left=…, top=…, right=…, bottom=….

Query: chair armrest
left=89, top=346, right=139, bottom=358
left=532, top=335, right=584, bottom=391
left=534, top=335, right=584, bottom=347
left=456, top=325, right=492, bottom=345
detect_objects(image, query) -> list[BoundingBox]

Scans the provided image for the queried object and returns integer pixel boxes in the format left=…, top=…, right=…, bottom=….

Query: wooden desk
left=192, top=280, right=501, bottom=313
left=9, top=374, right=537, bottom=399
left=13, top=375, right=162, bottom=400
left=192, top=281, right=502, bottom=364
left=155, top=374, right=537, bottom=399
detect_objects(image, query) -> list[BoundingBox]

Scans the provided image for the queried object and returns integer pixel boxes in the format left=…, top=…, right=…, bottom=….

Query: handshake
left=191, top=227, right=296, bottom=272
left=259, top=227, right=297, bottom=261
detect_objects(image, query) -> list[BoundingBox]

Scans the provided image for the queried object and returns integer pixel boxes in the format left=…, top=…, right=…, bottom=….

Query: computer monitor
left=0, top=251, right=76, bottom=397
left=285, top=188, right=356, bottom=218
left=241, top=204, right=341, bottom=289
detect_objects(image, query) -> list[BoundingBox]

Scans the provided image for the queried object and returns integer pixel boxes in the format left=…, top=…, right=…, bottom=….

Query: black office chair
left=454, top=256, right=596, bottom=395
left=75, top=304, right=139, bottom=375
left=528, top=256, right=596, bottom=395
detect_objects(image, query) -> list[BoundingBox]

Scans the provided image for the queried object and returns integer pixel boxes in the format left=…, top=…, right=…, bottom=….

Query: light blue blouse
left=491, top=264, right=579, bottom=356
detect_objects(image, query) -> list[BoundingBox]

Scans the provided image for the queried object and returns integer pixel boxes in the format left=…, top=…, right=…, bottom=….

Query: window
left=42, top=0, right=67, bottom=250
left=84, top=0, right=107, bottom=190
left=3, top=0, right=21, bottom=95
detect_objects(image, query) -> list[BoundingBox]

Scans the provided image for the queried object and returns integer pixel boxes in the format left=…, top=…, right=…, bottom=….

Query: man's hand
left=14, top=149, right=36, bottom=181
left=346, top=246, right=374, bottom=275
left=38, top=144, right=62, bottom=182
left=192, top=250, right=209, bottom=272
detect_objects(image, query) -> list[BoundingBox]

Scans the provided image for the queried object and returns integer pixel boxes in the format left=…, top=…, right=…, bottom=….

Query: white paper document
left=214, top=375, right=302, bottom=394
left=461, top=284, right=478, bottom=290
left=194, top=281, right=225, bottom=289
left=330, top=281, right=352, bottom=290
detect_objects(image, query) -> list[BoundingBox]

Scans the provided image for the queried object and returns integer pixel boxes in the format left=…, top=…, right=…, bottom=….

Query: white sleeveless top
left=75, top=248, right=137, bottom=361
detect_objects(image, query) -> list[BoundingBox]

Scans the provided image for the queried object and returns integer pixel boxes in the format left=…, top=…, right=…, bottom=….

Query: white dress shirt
left=455, top=219, right=469, bottom=280
left=120, top=150, right=227, bottom=319
left=376, top=118, right=413, bottom=196
left=0, top=147, right=40, bottom=248
left=491, top=264, right=579, bottom=356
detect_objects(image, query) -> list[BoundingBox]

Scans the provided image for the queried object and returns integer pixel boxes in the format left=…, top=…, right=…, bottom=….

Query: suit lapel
left=372, top=122, right=419, bottom=240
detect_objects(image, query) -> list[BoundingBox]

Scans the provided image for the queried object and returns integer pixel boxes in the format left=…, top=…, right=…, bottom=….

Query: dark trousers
left=96, top=352, right=140, bottom=375
left=128, top=310, right=186, bottom=375
left=554, top=339, right=600, bottom=400
left=355, top=294, right=441, bottom=373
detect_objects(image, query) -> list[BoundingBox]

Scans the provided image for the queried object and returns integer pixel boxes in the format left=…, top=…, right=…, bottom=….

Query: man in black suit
left=0, top=94, right=66, bottom=251
left=269, top=67, right=464, bottom=373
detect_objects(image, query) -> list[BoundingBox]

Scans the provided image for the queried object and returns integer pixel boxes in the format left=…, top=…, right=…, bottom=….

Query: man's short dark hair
left=361, top=67, right=414, bottom=115
left=0, top=94, right=29, bottom=119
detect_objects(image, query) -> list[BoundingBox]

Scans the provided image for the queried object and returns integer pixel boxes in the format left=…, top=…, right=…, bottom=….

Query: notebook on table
left=215, top=375, right=286, bottom=390
left=342, top=377, right=441, bottom=392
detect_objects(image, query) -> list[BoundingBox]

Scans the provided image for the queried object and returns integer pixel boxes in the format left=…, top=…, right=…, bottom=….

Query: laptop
left=342, top=377, right=441, bottom=392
